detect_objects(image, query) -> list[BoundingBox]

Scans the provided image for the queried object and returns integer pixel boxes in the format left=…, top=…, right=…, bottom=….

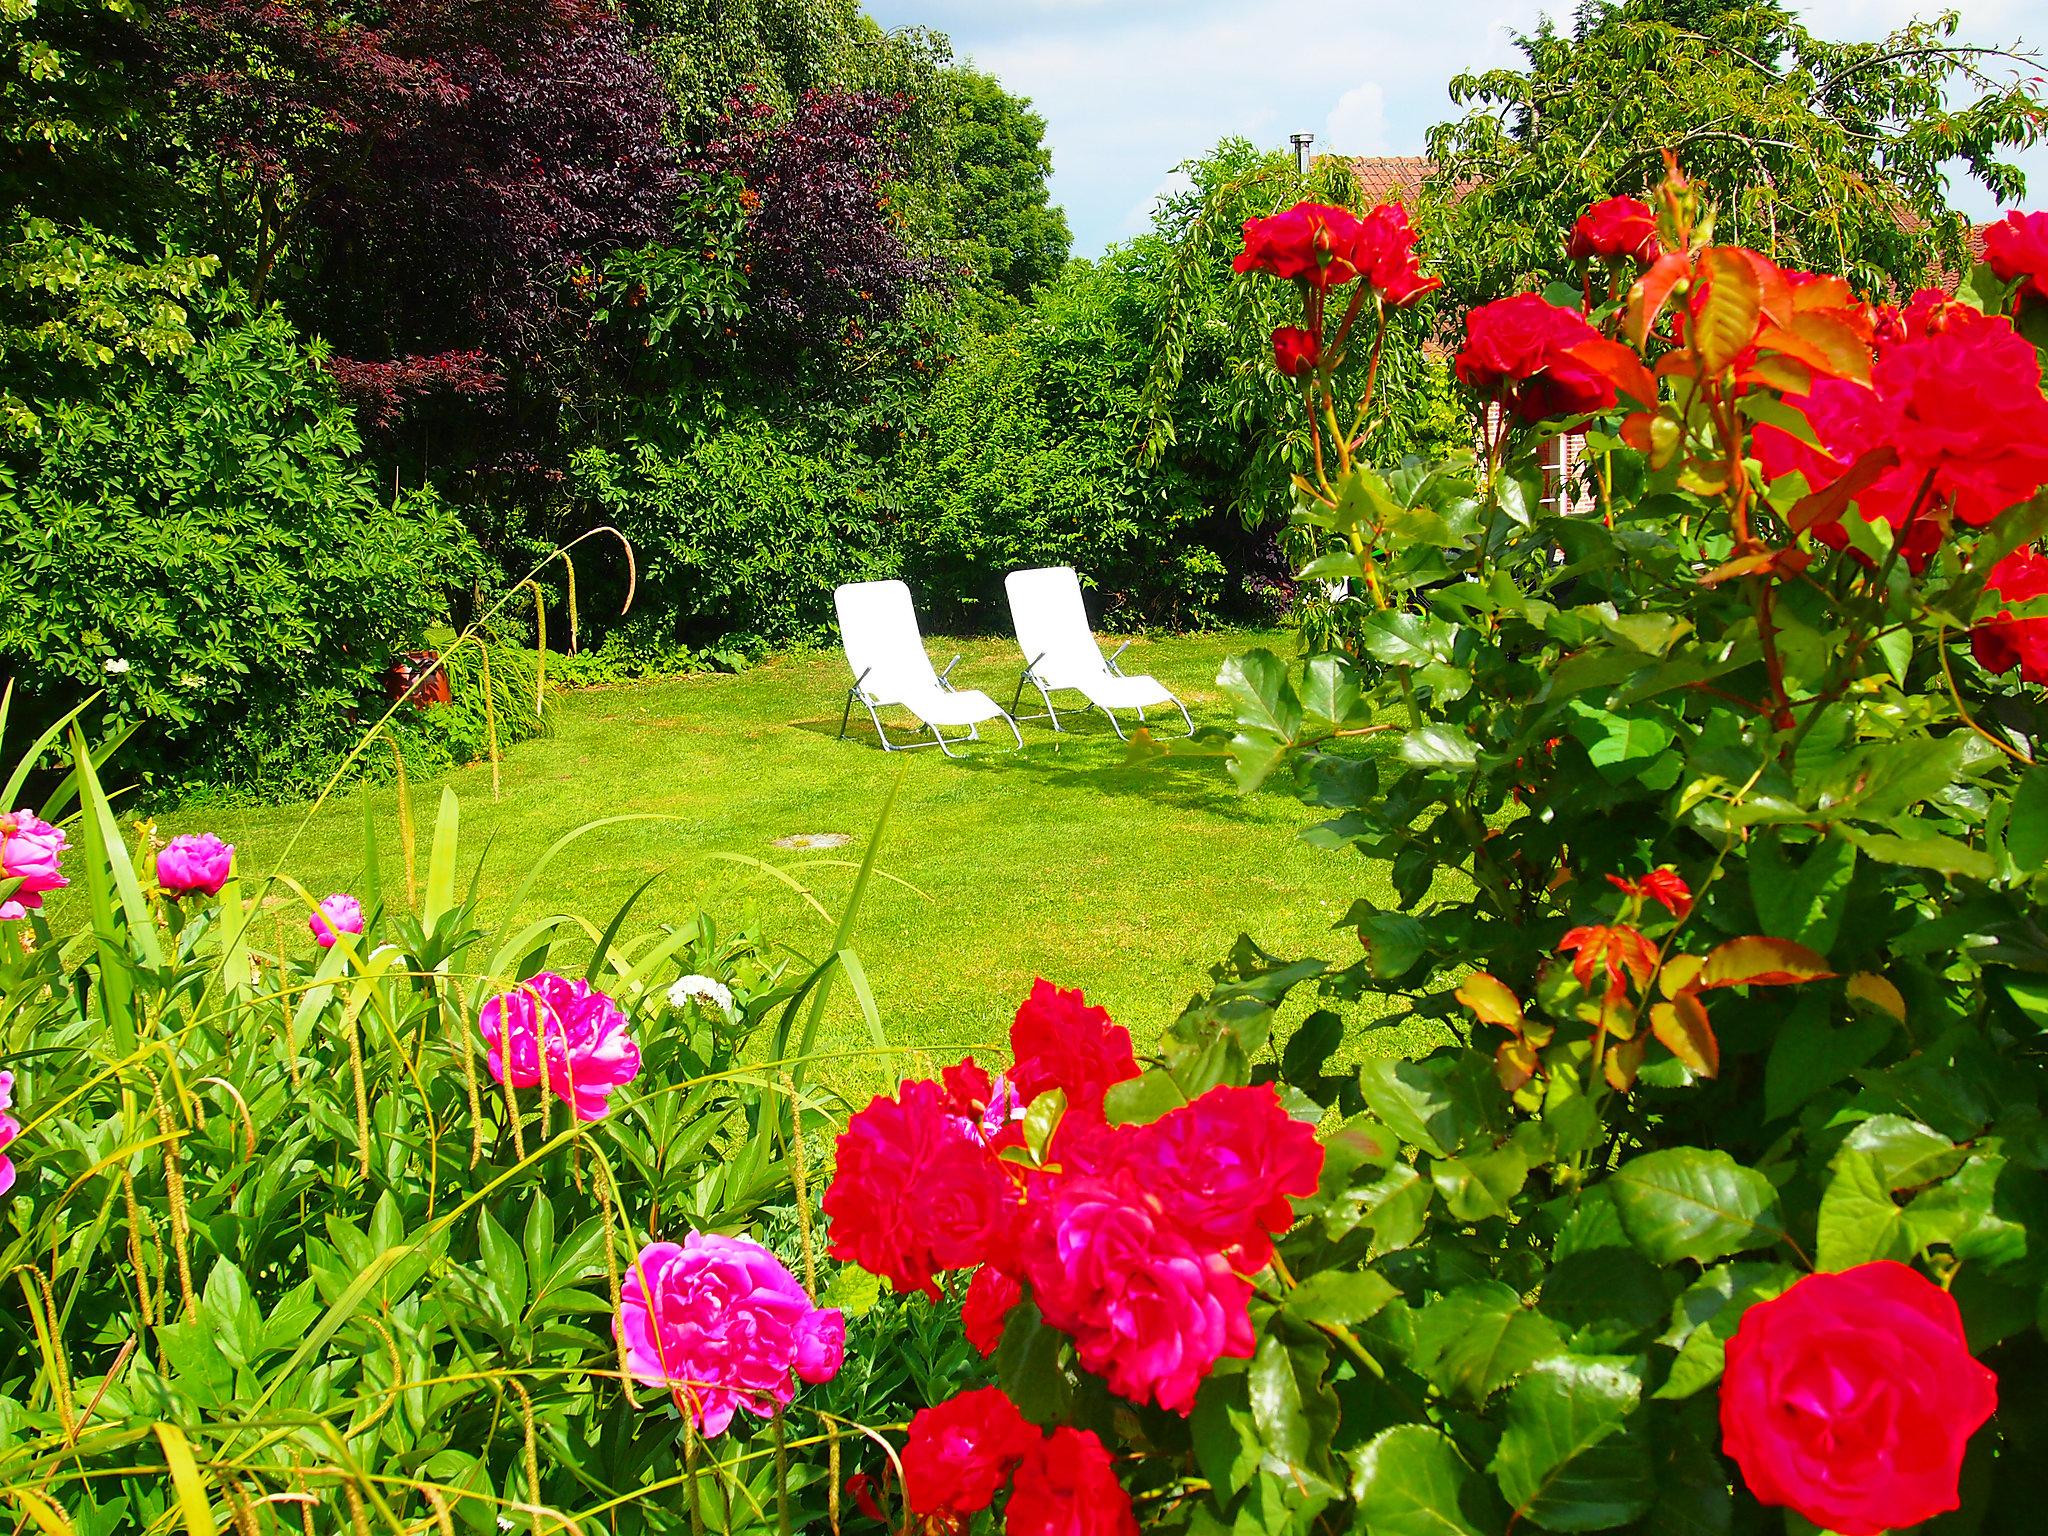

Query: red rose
left=1019, top=1171, right=1255, bottom=1414
left=1077, top=1085, right=1323, bottom=1270
left=1983, top=209, right=2048, bottom=305
left=1349, top=201, right=1441, bottom=307
left=1009, top=979, right=1139, bottom=1118
left=1270, top=326, right=1320, bottom=377
left=824, top=1078, right=1016, bottom=1299
left=1972, top=547, right=2048, bottom=685
left=1568, top=196, right=1660, bottom=267
left=1233, top=202, right=1363, bottom=289
left=962, top=1264, right=1023, bottom=1357
left=901, top=1386, right=1041, bottom=1518
left=1754, top=310, right=2048, bottom=567
left=1454, top=294, right=1617, bottom=423
left=1721, top=1262, right=1997, bottom=1536
left=1004, top=1427, right=1138, bottom=1536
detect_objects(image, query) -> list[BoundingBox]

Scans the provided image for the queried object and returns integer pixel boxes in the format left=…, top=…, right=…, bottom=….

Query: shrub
left=570, top=423, right=899, bottom=651
left=0, top=291, right=477, bottom=796
left=820, top=180, right=2048, bottom=1532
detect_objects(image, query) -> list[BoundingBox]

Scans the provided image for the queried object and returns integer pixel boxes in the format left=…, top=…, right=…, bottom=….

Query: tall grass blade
left=152, top=1422, right=220, bottom=1536
left=584, top=874, right=663, bottom=984
left=423, top=788, right=461, bottom=928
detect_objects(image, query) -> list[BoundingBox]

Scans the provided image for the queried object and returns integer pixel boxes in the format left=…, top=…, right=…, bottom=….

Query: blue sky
left=866, top=0, right=2048, bottom=257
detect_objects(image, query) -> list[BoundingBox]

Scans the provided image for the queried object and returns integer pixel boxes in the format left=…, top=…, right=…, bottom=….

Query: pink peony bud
left=157, top=832, right=234, bottom=897
left=309, top=893, right=365, bottom=947
left=0, top=809, right=69, bottom=913
left=477, top=972, right=640, bottom=1121
left=616, top=1232, right=844, bottom=1435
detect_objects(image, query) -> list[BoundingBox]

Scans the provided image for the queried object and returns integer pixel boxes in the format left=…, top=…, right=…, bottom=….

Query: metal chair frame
left=1007, top=645, right=1195, bottom=742
left=838, top=662, right=1024, bottom=758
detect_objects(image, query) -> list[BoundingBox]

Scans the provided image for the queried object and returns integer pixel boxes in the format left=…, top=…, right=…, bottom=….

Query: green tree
left=626, top=0, right=864, bottom=140
left=938, top=67, right=1071, bottom=316
left=1424, top=0, right=2045, bottom=305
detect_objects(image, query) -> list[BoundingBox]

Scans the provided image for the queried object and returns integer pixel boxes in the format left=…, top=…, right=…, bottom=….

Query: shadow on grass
left=784, top=712, right=1268, bottom=819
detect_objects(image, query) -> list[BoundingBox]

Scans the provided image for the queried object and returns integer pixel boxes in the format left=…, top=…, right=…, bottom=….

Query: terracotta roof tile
left=1341, top=155, right=1436, bottom=207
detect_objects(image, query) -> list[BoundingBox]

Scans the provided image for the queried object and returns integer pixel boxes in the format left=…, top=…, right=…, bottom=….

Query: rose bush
left=812, top=169, right=2048, bottom=1535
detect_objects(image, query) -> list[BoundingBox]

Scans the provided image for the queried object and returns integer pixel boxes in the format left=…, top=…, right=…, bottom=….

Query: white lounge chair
left=834, top=580, right=1022, bottom=757
left=1004, top=566, right=1192, bottom=740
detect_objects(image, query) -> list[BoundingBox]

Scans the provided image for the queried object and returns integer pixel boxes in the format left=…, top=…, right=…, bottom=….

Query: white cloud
left=1325, top=81, right=1389, bottom=157
left=867, top=0, right=2048, bottom=253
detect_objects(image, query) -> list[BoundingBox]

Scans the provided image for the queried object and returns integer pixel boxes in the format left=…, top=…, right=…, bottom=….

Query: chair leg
left=1169, top=695, right=1194, bottom=737
left=930, top=723, right=964, bottom=759
left=1098, top=705, right=1130, bottom=741
left=838, top=690, right=857, bottom=740
left=998, top=711, right=1024, bottom=749
left=1034, top=677, right=1064, bottom=732
left=864, top=698, right=899, bottom=752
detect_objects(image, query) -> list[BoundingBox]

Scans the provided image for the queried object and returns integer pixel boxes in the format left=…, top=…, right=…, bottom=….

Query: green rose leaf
left=1248, top=1326, right=1340, bottom=1494
left=1348, top=1425, right=1505, bottom=1536
left=1816, top=1148, right=1917, bottom=1270
left=1655, top=1261, right=1799, bottom=1400
left=1410, top=1280, right=1565, bottom=1405
left=1608, top=1148, right=1781, bottom=1266
left=1491, top=1355, right=1656, bottom=1532
left=1283, top=1269, right=1399, bottom=1331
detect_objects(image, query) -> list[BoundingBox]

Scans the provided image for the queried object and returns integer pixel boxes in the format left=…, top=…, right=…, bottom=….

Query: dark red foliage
left=325, top=351, right=505, bottom=430
left=689, top=88, right=931, bottom=343
left=166, top=0, right=678, bottom=370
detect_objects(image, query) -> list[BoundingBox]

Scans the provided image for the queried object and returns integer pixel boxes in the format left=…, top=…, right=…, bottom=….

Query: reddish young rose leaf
left=1659, top=953, right=1706, bottom=999
left=1786, top=445, right=1899, bottom=533
left=1699, top=936, right=1837, bottom=989
left=1457, top=973, right=1526, bottom=1031
left=1495, top=1037, right=1540, bottom=1092
left=1569, top=335, right=1658, bottom=411
left=1651, top=993, right=1720, bottom=1077
left=1627, top=251, right=1692, bottom=346
left=1693, top=248, right=1764, bottom=374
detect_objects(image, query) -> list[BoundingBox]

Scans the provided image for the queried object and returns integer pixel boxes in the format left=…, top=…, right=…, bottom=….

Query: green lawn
left=153, top=631, right=1404, bottom=1079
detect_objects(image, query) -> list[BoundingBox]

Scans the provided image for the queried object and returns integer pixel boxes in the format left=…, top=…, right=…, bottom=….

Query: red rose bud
left=1271, top=326, right=1320, bottom=377
left=1983, top=209, right=2048, bottom=306
left=1721, top=1263, right=1996, bottom=1536
left=1568, top=196, right=1661, bottom=267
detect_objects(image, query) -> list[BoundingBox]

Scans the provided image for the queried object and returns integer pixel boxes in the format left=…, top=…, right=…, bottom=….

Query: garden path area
left=160, top=630, right=1403, bottom=1070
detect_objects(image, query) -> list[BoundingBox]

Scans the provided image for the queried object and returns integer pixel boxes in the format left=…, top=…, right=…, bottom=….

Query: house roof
left=1342, top=156, right=1437, bottom=206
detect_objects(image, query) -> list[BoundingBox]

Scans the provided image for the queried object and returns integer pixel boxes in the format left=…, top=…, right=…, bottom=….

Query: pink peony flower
left=476, top=971, right=640, bottom=1121
left=901, top=1386, right=1040, bottom=1518
left=156, top=832, right=234, bottom=897
left=309, top=893, right=364, bottom=947
left=0, top=1071, right=17, bottom=1198
left=0, top=809, right=69, bottom=912
left=1006, top=1426, right=1139, bottom=1536
left=1019, top=1171, right=1256, bottom=1415
left=615, top=1232, right=844, bottom=1435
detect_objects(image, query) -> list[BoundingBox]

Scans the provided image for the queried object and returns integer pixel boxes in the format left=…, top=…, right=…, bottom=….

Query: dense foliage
left=1425, top=0, right=2045, bottom=307
left=0, top=725, right=974, bottom=1530
left=0, top=295, right=477, bottom=799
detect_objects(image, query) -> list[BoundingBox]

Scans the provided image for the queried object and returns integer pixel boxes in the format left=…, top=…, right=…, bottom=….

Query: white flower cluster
left=667, top=974, right=736, bottom=1020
